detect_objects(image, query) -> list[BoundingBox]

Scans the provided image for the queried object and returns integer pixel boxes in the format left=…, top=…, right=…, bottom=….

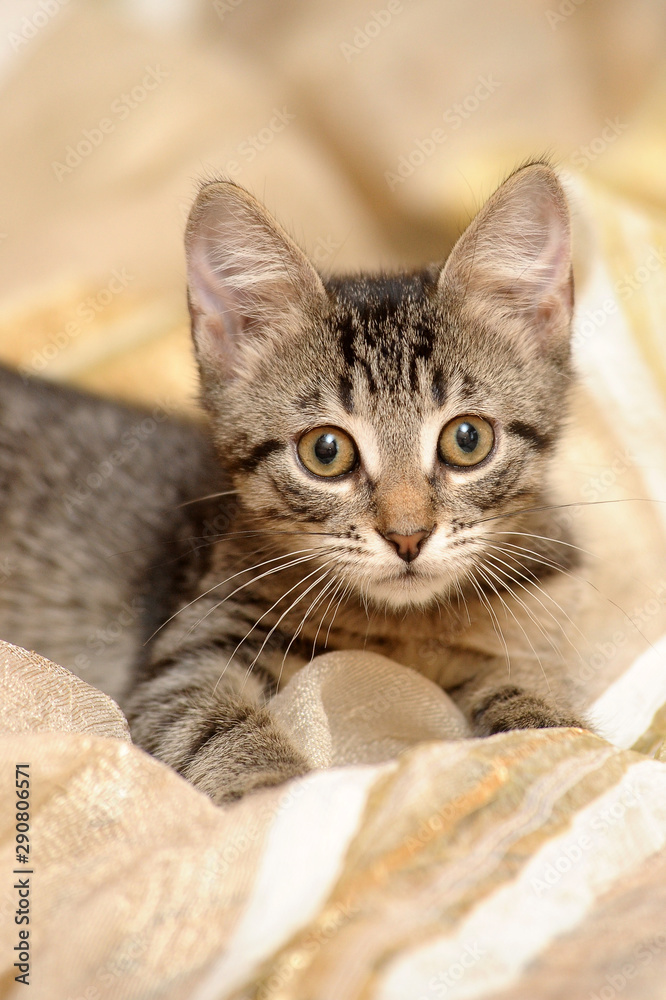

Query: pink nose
left=382, top=530, right=430, bottom=563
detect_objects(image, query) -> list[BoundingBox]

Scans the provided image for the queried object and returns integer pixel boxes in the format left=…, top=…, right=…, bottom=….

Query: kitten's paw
left=472, top=685, right=585, bottom=736
left=181, top=707, right=310, bottom=805
left=209, top=757, right=310, bottom=806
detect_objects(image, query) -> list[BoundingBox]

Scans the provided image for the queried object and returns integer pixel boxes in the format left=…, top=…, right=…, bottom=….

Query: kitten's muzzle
left=382, top=529, right=431, bottom=563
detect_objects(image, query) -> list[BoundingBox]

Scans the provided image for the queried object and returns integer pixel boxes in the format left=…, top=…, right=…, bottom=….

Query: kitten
left=0, top=162, right=585, bottom=803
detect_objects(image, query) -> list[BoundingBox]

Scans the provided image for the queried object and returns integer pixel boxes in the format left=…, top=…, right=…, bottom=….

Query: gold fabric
left=2, top=2, right=666, bottom=997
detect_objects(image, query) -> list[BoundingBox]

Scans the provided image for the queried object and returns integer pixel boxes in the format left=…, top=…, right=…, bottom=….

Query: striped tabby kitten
left=0, top=162, right=585, bottom=803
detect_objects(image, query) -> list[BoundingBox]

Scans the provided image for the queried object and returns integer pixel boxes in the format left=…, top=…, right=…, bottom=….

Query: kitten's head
left=185, top=163, right=574, bottom=610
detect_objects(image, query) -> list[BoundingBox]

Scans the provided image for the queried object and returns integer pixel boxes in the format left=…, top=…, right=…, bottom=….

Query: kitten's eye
left=297, top=426, right=357, bottom=478
left=438, top=415, right=494, bottom=467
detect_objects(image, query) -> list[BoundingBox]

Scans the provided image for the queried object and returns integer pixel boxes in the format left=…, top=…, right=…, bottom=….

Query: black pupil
left=456, top=422, right=479, bottom=453
left=314, top=433, right=338, bottom=465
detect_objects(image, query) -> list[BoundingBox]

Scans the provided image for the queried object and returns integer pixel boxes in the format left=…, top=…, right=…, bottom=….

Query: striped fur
left=0, top=164, right=587, bottom=804
left=126, top=164, right=586, bottom=802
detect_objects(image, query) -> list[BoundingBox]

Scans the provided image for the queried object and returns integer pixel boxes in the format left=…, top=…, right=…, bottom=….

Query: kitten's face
left=186, top=165, right=574, bottom=611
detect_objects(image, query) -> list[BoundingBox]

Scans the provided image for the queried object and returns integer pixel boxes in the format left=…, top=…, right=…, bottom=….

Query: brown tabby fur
left=0, top=163, right=586, bottom=803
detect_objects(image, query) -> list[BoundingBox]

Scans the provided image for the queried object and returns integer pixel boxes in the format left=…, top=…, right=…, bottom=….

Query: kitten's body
left=0, top=367, right=224, bottom=701
left=0, top=164, right=586, bottom=802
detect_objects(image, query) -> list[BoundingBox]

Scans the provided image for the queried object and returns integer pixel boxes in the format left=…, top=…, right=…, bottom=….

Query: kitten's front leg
left=468, top=683, right=586, bottom=736
left=444, top=652, right=586, bottom=736
left=125, top=650, right=308, bottom=804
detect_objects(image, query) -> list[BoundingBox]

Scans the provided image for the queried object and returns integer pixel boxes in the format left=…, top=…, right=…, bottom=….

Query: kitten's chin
left=362, top=572, right=444, bottom=611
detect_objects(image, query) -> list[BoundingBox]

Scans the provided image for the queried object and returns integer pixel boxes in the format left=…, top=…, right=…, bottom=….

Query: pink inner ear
left=196, top=312, right=243, bottom=373
left=536, top=207, right=572, bottom=296
left=185, top=182, right=327, bottom=381
left=186, top=238, right=247, bottom=373
left=535, top=298, right=558, bottom=327
left=188, top=241, right=235, bottom=320
left=440, top=167, right=573, bottom=338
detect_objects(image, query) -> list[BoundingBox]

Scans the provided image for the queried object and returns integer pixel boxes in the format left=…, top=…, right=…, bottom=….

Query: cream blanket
left=2, top=2, right=666, bottom=997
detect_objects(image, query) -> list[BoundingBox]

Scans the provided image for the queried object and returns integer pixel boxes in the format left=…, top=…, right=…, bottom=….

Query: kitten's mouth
left=365, top=564, right=443, bottom=609
left=379, top=563, right=423, bottom=583
left=397, top=563, right=418, bottom=577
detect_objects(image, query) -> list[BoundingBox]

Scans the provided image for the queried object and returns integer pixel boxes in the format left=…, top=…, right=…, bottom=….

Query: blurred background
left=0, top=1, right=666, bottom=719
left=1, top=0, right=666, bottom=412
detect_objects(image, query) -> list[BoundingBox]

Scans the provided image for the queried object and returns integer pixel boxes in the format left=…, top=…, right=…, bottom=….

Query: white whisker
left=483, top=543, right=590, bottom=651
left=277, top=570, right=337, bottom=684
left=483, top=549, right=588, bottom=673
left=325, top=583, right=352, bottom=648
left=244, top=562, right=337, bottom=689
left=475, top=564, right=552, bottom=692
left=466, top=572, right=511, bottom=675
left=181, top=550, right=326, bottom=645
left=147, top=546, right=322, bottom=643
left=311, top=577, right=345, bottom=658
left=487, top=537, right=653, bottom=646
left=214, top=560, right=337, bottom=696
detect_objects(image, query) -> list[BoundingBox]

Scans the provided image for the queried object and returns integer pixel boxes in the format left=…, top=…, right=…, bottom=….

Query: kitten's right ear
left=185, top=181, right=326, bottom=378
left=438, top=163, right=573, bottom=350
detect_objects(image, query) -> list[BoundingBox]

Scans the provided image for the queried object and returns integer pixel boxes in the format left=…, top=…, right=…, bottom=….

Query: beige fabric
left=3, top=642, right=666, bottom=1000
left=0, top=640, right=130, bottom=741
left=270, top=651, right=470, bottom=767
left=2, top=2, right=666, bottom=998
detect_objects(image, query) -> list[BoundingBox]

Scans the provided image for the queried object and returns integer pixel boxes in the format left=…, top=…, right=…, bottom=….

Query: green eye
left=438, top=415, right=494, bottom=467
left=297, top=426, right=357, bottom=478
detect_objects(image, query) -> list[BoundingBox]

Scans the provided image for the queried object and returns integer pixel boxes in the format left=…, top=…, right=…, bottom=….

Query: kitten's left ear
left=185, top=181, right=326, bottom=379
left=438, top=163, right=573, bottom=346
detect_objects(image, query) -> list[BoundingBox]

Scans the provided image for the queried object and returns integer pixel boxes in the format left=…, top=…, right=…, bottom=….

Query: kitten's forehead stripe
left=431, top=367, right=447, bottom=407
left=408, top=321, right=435, bottom=392
left=337, top=374, right=354, bottom=414
left=295, top=388, right=321, bottom=410
left=338, top=314, right=378, bottom=395
left=328, top=272, right=439, bottom=399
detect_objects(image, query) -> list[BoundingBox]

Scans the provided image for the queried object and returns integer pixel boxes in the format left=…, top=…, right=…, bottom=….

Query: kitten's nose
left=382, top=530, right=430, bottom=563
